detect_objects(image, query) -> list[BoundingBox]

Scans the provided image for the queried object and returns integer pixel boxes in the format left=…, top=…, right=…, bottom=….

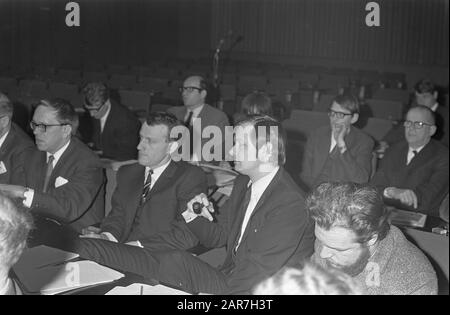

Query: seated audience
left=0, top=92, right=35, bottom=185
left=80, top=112, right=207, bottom=244
left=300, top=94, right=374, bottom=191
left=167, top=76, right=230, bottom=164
left=309, top=182, right=438, bottom=295
left=371, top=106, right=449, bottom=216
left=0, top=99, right=105, bottom=234
left=0, top=193, right=33, bottom=295
left=253, top=263, right=362, bottom=295
left=233, top=91, right=274, bottom=124
left=79, top=82, right=141, bottom=161
left=77, top=115, right=315, bottom=294
left=381, top=79, right=449, bottom=149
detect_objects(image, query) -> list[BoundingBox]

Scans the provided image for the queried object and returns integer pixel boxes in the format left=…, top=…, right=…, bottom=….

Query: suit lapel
left=141, top=160, right=178, bottom=203
left=407, top=141, right=434, bottom=169
left=50, top=140, right=75, bottom=182
left=102, top=101, right=117, bottom=137
left=227, top=178, right=251, bottom=252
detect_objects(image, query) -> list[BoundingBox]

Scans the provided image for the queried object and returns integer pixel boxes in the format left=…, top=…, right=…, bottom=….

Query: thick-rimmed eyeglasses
left=328, top=110, right=353, bottom=119
left=403, top=120, right=434, bottom=129
left=179, top=86, right=203, bottom=93
left=30, top=121, right=69, bottom=133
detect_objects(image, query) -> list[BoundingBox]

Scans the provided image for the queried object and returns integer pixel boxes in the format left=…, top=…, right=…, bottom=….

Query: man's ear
left=433, top=91, right=438, bottom=100
left=430, top=125, right=437, bottom=137
left=351, top=113, right=359, bottom=124
left=201, top=89, right=207, bottom=100
left=63, top=124, right=73, bottom=138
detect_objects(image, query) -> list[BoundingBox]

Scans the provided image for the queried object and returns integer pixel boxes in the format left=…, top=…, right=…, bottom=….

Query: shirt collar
left=431, top=102, right=439, bottom=112
left=47, top=140, right=71, bottom=166
left=145, top=158, right=171, bottom=181
left=188, top=104, right=205, bottom=118
left=0, top=277, right=12, bottom=296
left=408, top=143, right=426, bottom=155
left=0, top=130, right=10, bottom=149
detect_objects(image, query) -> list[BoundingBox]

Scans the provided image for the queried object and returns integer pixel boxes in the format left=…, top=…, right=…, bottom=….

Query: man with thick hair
left=80, top=82, right=141, bottom=161
left=300, top=94, right=374, bottom=191
left=309, top=182, right=437, bottom=295
left=0, top=98, right=105, bottom=238
left=0, top=92, right=35, bottom=185
left=371, top=106, right=449, bottom=216
left=0, top=193, right=33, bottom=295
left=80, top=111, right=207, bottom=245
left=77, top=115, right=314, bottom=294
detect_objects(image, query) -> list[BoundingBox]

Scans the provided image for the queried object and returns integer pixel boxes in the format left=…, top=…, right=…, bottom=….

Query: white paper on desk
left=106, top=283, right=191, bottom=295
left=14, top=260, right=124, bottom=295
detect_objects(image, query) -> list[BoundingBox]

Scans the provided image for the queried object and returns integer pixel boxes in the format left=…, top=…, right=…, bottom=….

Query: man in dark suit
left=77, top=115, right=315, bottom=295
left=371, top=106, right=449, bottom=216
left=300, top=94, right=374, bottom=191
left=380, top=79, right=449, bottom=149
left=0, top=93, right=35, bottom=185
left=80, top=112, right=207, bottom=245
left=80, top=82, right=141, bottom=161
left=0, top=99, right=105, bottom=234
left=167, top=76, right=230, bottom=164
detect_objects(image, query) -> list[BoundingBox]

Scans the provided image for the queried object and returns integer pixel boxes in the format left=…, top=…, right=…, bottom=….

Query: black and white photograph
left=0, top=0, right=448, bottom=298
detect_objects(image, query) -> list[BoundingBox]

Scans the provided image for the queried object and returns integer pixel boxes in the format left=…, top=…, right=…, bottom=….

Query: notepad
left=13, top=246, right=124, bottom=295
left=389, top=208, right=427, bottom=228
left=106, top=283, right=191, bottom=295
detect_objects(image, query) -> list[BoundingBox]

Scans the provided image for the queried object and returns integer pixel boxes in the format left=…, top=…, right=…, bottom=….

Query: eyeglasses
left=403, top=120, right=434, bottom=129
left=179, top=86, right=203, bottom=93
left=328, top=110, right=353, bottom=119
left=30, top=121, right=69, bottom=133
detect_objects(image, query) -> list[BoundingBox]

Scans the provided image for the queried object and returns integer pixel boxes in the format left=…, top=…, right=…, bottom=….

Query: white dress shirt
left=406, top=144, right=425, bottom=165
left=0, top=130, right=9, bottom=149
left=23, top=140, right=71, bottom=207
left=99, top=103, right=112, bottom=133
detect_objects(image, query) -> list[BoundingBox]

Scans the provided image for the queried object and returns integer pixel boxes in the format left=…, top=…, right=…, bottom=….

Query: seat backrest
left=119, top=89, right=151, bottom=112
left=372, top=88, right=411, bottom=104
left=360, top=117, right=394, bottom=141
left=282, top=110, right=329, bottom=139
left=82, top=71, right=108, bottom=84
left=135, top=77, right=168, bottom=93
left=238, top=75, right=267, bottom=95
left=0, top=76, right=17, bottom=93
left=313, top=93, right=334, bottom=112
left=108, top=74, right=137, bottom=90
left=364, top=99, right=404, bottom=121
left=48, top=82, right=79, bottom=100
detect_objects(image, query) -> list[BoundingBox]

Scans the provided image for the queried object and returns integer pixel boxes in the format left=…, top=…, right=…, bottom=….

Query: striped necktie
left=140, top=169, right=153, bottom=205
left=43, top=155, right=55, bottom=193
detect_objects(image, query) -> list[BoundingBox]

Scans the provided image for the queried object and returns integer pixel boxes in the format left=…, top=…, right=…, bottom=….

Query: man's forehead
left=34, top=106, right=58, bottom=122
left=330, top=102, right=350, bottom=113
left=406, top=109, right=432, bottom=123
left=183, top=77, right=201, bottom=87
left=315, top=225, right=358, bottom=246
left=141, top=123, right=169, bottom=136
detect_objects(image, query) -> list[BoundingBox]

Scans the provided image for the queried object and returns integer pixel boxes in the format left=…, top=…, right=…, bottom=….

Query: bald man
left=371, top=106, right=449, bottom=216
left=167, top=76, right=230, bottom=164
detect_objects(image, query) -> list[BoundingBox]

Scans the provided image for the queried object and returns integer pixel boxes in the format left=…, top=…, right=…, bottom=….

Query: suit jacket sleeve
left=413, top=151, right=449, bottom=215
left=332, top=133, right=374, bottom=183
left=10, top=145, right=35, bottom=186
left=227, top=197, right=312, bottom=294
left=31, top=158, right=104, bottom=223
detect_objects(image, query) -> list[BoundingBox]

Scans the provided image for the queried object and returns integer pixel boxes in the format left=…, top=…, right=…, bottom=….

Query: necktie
left=43, top=155, right=55, bottom=193
left=184, top=110, right=193, bottom=127
left=140, top=169, right=153, bottom=205
left=407, top=150, right=418, bottom=165
left=185, top=111, right=194, bottom=156
left=234, top=184, right=253, bottom=253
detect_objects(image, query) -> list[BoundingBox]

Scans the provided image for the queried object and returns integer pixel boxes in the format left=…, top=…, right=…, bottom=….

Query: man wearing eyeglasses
left=167, top=76, right=229, bottom=164
left=371, top=106, right=449, bottom=216
left=79, top=82, right=141, bottom=161
left=0, top=99, right=105, bottom=244
left=0, top=92, right=34, bottom=185
left=300, top=94, right=374, bottom=191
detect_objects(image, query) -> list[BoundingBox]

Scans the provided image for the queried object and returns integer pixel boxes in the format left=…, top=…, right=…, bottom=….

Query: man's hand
left=332, top=124, right=349, bottom=153
left=186, top=193, right=215, bottom=222
left=79, top=226, right=109, bottom=240
left=387, top=188, right=418, bottom=209
left=0, top=184, right=27, bottom=199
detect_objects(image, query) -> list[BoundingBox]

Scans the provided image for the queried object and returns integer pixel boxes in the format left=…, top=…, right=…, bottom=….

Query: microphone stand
left=212, top=40, right=224, bottom=109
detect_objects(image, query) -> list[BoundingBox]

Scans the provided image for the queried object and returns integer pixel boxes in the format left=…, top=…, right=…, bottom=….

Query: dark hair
left=82, top=82, right=110, bottom=106
left=38, top=98, right=79, bottom=134
left=241, top=91, right=273, bottom=116
left=0, top=92, right=13, bottom=118
left=236, top=115, right=286, bottom=165
left=307, top=182, right=390, bottom=243
left=414, top=79, right=437, bottom=94
left=332, top=94, right=360, bottom=115
left=407, top=105, right=436, bottom=126
left=145, top=111, right=182, bottom=141
left=0, top=193, right=33, bottom=268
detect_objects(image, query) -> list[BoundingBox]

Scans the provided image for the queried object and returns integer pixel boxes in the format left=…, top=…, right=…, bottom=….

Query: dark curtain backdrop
left=211, top=0, right=449, bottom=67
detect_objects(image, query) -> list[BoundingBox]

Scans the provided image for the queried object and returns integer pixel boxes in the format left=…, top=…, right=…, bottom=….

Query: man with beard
left=308, top=182, right=437, bottom=295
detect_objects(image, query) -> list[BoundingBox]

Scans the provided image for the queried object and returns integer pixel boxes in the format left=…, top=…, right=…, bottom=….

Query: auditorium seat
left=107, top=64, right=130, bottom=75
left=219, top=84, right=237, bottom=101
left=282, top=110, right=329, bottom=140
left=150, top=103, right=172, bottom=113
left=135, top=77, right=168, bottom=93
left=48, top=82, right=79, bottom=101
left=372, top=87, right=411, bottom=104
left=237, top=75, right=267, bottom=96
left=360, top=117, right=394, bottom=142
left=82, top=71, right=108, bottom=84
left=290, top=90, right=316, bottom=110
left=317, top=74, right=349, bottom=92
left=266, top=78, right=299, bottom=100
left=292, top=72, right=318, bottom=89
left=55, top=69, right=82, bottom=84
left=108, top=74, right=137, bottom=90
left=0, top=76, right=17, bottom=93
left=364, top=99, right=404, bottom=121
left=119, top=89, right=151, bottom=113
left=313, top=93, right=334, bottom=112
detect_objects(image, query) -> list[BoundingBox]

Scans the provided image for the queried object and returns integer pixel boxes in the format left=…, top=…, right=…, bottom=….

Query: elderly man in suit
left=79, top=82, right=141, bottom=161
left=371, top=105, right=449, bottom=216
left=0, top=98, right=105, bottom=236
left=167, top=76, right=230, bottom=164
left=0, top=193, right=33, bottom=295
left=80, top=112, right=207, bottom=245
left=77, top=115, right=315, bottom=295
left=300, top=94, right=374, bottom=191
left=0, top=92, right=35, bottom=185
